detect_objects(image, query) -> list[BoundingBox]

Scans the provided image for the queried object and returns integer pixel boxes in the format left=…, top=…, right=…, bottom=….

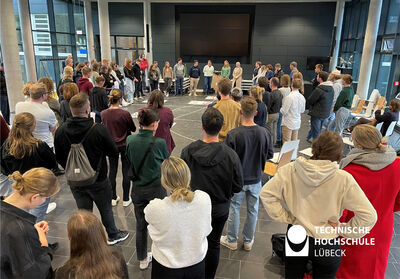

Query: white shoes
left=243, top=239, right=254, bottom=251
left=121, top=100, right=131, bottom=107
left=112, top=196, right=120, bottom=206
left=139, top=252, right=152, bottom=270
left=220, top=235, right=238, bottom=250
left=122, top=198, right=132, bottom=207
left=46, top=202, right=57, bottom=214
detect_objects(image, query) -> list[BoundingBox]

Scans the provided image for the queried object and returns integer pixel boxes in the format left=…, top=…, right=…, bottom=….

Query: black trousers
left=150, top=80, right=159, bottom=92
left=134, top=80, right=143, bottom=98
left=70, top=179, right=119, bottom=238
left=108, top=146, right=131, bottom=201
left=205, top=213, right=229, bottom=279
left=132, top=185, right=166, bottom=260
left=152, top=257, right=205, bottom=279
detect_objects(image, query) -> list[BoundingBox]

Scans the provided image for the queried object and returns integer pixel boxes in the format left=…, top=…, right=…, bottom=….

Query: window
left=110, top=36, right=145, bottom=66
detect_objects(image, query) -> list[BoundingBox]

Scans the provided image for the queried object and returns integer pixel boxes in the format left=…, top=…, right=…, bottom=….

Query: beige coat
left=232, top=67, right=243, bottom=88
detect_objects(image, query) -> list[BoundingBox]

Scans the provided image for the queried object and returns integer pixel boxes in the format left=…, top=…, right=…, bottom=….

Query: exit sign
left=394, top=81, right=399, bottom=86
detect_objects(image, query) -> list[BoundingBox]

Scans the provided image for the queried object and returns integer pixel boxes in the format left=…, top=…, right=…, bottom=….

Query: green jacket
left=221, top=66, right=231, bottom=79
left=126, top=129, right=169, bottom=187
left=334, top=86, right=354, bottom=112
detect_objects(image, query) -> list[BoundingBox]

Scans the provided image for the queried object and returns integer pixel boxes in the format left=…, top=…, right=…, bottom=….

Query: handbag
left=127, top=136, right=156, bottom=182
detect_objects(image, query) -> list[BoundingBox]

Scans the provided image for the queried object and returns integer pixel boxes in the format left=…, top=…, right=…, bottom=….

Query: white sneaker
left=122, top=198, right=132, bottom=207
left=46, top=202, right=57, bottom=214
left=139, top=252, right=152, bottom=270
left=243, top=239, right=254, bottom=251
left=220, top=235, right=238, bottom=250
left=139, top=96, right=144, bottom=100
left=112, top=196, right=120, bottom=206
left=134, top=97, right=139, bottom=101
left=121, top=100, right=129, bottom=107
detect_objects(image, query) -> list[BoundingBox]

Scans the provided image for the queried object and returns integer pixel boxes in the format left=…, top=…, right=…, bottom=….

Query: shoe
left=306, top=139, right=312, bottom=144
left=107, top=230, right=130, bottom=245
left=139, top=252, right=152, bottom=270
left=139, top=96, right=144, bottom=99
left=122, top=198, right=132, bottom=207
left=121, top=100, right=129, bottom=107
left=220, top=235, right=238, bottom=250
left=46, top=202, right=57, bottom=214
left=243, top=239, right=254, bottom=251
left=112, top=196, right=120, bottom=206
left=134, top=97, right=139, bottom=101
left=49, top=242, right=59, bottom=252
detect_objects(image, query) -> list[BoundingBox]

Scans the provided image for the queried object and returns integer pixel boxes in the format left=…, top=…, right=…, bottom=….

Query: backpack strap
left=80, top=123, right=97, bottom=144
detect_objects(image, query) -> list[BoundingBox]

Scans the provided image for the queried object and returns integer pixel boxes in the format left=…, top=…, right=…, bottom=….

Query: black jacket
left=101, top=73, right=114, bottom=89
left=89, top=87, right=109, bottom=112
left=60, top=99, right=72, bottom=124
left=189, top=66, right=201, bottom=78
left=181, top=140, right=243, bottom=216
left=0, top=201, right=53, bottom=279
left=262, top=91, right=271, bottom=112
left=0, top=70, right=7, bottom=96
left=54, top=117, right=118, bottom=183
left=254, top=99, right=267, bottom=127
left=273, top=69, right=284, bottom=79
left=312, top=74, right=319, bottom=90
left=269, top=89, right=283, bottom=114
left=115, top=69, right=124, bottom=81
left=123, top=67, right=134, bottom=81
left=308, top=84, right=334, bottom=119
left=375, top=109, right=399, bottom=136
left=133, top=64, right=141, bottom=81
left=73, top=72, right=82, bottom=84
left=1, top=140, right=58, bottom=175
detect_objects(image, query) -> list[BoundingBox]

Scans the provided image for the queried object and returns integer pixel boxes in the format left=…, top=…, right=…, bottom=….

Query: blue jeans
left=29, top=197, right=50, bottom=222
left=227, top=181, right=262, bottom=243
left=323, top=112, right=335, bottom=130
left=125, top=78, right=134, bottom=102
left=331, top=107, right=351, bottom=135
left=310, top=116, right=325, bottom=140
left=175, top=76, right=184, bottom=95
left=203, top=76, right=212, bottom=93
left=276, top=112, right=283, bottom=141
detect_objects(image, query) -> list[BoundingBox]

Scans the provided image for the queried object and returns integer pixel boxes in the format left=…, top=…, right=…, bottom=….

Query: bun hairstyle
left=352, top=124, right=388, bottom=152
left=10, top=168, right=60, bottom=197
left=161, top=156, right=194, bottom=203
left=108, top=89, right=123, bottom=105
left=138, top=108, right=160, bottom=127
left=249, top=85, right=264, bottom=101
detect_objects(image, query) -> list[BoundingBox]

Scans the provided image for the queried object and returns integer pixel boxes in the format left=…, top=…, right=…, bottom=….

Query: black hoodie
left=181, top=140, right=243, bottom=216
left=308, top=84, right=334, bottom=119
left=89, top=86, right=109, bottom=112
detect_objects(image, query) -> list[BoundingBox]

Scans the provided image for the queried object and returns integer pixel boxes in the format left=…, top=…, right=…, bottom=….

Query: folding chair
left=351, top=95, right=360, bottom=110
left=264, top=149, right=294, bottom=177
left=270, top=140, right=299, bottom=164
left=384, top=121, right=397, bottom=138
left=350, top=99, right=365, bottom=114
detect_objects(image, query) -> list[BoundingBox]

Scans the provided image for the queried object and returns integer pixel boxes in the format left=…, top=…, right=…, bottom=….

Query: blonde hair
left=352, top=124, right=388, bottom=152
left=22, top=81, right=35, bottom=97
left=161, top=156, right=194, bottom=203
left=63, top=66, right=74, bottom=80
left=10, top=168, right=60, bottom=197
left=249, top=85, right=264, bottom=100
left=292, top=71, right=304, bottom=93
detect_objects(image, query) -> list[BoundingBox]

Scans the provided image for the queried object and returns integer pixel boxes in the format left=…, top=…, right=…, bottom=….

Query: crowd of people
left=0, top=54, right=399, bottom=279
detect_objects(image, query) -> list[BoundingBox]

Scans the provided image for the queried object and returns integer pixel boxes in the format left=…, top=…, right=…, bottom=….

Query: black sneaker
left=49, top=242, right=59, bottom=252
left=107, top=231, right=130, bottom=245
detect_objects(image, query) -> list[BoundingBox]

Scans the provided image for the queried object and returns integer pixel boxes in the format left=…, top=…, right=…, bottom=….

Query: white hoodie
left=260, top=157, right=377, bottom=239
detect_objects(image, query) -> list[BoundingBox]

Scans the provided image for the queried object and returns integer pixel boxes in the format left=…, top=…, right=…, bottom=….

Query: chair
left=375, top=122, right=383, bottom=132
left=368, top=89, right=380, bottom=104
left=350, top=99, right=365, bottom=114
left=343, top=136, right=354, bottom=147
left=299, top=147, right=313, bottom=158
left=384, top=121, right=397, bottom=137
left=375, top=97, right=387, bottom=111
left=351, top=101, right=375, bottom=118
left=270, top=140, right=299, bottom=163
left=264, top=149, right=294, bottom=177
left=351, top=95, right=360, bottom=110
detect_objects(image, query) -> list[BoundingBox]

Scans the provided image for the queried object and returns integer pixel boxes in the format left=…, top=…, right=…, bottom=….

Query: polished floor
left=46, top=94, right=400, bottom=278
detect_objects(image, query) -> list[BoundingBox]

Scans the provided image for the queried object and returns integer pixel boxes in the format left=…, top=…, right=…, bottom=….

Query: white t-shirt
left=144, top=190, right=212, bottom=268
left=279, top=87, right=291, bottom=99
left=280, top=89, right=306, bottom=130
left=15, top=101, right=57, bottom=148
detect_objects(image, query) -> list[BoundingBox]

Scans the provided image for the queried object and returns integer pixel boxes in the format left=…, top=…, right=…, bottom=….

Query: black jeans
left=0, top=95, right=10, bottom=124
left=205, top=212, right=229, bottom=279
left=152, top=257, right=205, bottom=279
left=150, top=80, right=159, bottom=92
left=284, top=229, right=341, bottom=279
left=132, top=185, right=166, bottom=260
left=134, top=80, right=143, bottom=98
left=70, top=179, right=119, bottom=238
left=108, top=146, right=131, bottom=201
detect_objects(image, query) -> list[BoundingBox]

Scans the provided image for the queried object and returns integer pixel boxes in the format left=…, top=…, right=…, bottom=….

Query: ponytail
left=171, top=188, right=194, bottom=203
left=10, top=171, right=25, bottom=193
left=10, top=168, right=60, bottom=197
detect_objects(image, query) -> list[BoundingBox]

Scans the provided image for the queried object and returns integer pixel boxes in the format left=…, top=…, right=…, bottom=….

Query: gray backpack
left=65, top=124, right=101, bottom=187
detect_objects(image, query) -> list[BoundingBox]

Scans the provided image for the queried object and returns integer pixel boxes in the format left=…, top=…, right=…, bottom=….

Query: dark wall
left=152, top=2, right=335, bottom=81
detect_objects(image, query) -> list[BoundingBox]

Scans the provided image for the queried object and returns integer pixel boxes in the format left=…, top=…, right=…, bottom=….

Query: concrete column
left=18, top=0, right=37, bottom=82
left=0, top=0, right=25, bottom=118
left=97, top=0, right=111, bottom=60
left=143, top=0, right=153, bottom=65
left=357, top=0, right=383, bottom=99
left=329, top=0, right=345, bottom=72
left=84, top=0, right=95, bottom=62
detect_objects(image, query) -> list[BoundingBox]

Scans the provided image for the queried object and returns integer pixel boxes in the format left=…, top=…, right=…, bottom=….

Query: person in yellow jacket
left=232, top=62, right=243, bottom=88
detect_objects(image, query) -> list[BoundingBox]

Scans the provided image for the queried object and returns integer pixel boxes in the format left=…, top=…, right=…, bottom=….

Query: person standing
left=59, top=83, right=79, bottom=124
left=252, top=61, right=261, bottom=85
left=214, top=79, right=241, bottom=142
left=100, top=65, right=115, bottom=91
left=133, top=59, right=144, bottom=100
left=126, top=108, right=170, bottom=270
left=91, top=62, right=100, bottom=84
left=163, top=61, right=173, bottom=97
left=221, top=60, right=231, bottom=79
left=54, top=93, right=129, bottom=245
left=334, top=74, right=354, bottom=112
left=307, top=71, right=334, bottom=142
left=90, top=76, right=109, bottom=123
left=0, top=63, right=10, bottom=124
left=276, top=74, right=291, bottom=146
left=140, top=54, right=149, bottom=93
left=221, top=97, right=273, bottom=252
left=148, top=63, right=160, bottom=92
left=203, top=60, right=214, bottom=95
left=274, top=63, right=284, bottom=79
left=173, top=58, right=185, bottom=96
left=189, top=60, right=201, bottom=96
left=57, top=66, right=74, bottom=100
left=289, top=61, right=298, bottom=79
left=266, top=77, right=283, bottom=145
left=101, top=89, right=136, bottom=207
left=232, top=62, right=243, bottom=88
left=145, top=157, right=212, bottom=278
left=181, top=108, right=243, bottom=278
left=249, top=86, right=267, bottom=128
left=280, top=78, right=306, bottom=143
left=78, top=67, right=93, bottom=95
left=265, top=64, right=274, bottom=80
left=123, top=59, right=135, bottom=103
left=312, top=64, right=323, bottom=89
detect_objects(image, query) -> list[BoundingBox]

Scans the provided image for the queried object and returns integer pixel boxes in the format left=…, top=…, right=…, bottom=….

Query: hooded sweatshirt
left=260, top=156, right=377, bottom=239
left=339, top=146, right=397, bottom=171
left=89, top=87, right=109, bottom=112
left=308, top=81, right=334, bottom=119
left=78, top=77, right=93, bottom=95
left=181, top=140, right=243, bottom=216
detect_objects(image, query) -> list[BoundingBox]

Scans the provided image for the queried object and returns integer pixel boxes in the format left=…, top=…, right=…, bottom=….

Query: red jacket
left=140, top=59, right=149, bottom=71
left=78, top=77, right=93, bottom=95
left=336, top=159, right=400, bottom=279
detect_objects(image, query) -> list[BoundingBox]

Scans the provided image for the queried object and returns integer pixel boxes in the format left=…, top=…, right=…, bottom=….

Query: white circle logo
left=287, top=225, right=307, bottom=244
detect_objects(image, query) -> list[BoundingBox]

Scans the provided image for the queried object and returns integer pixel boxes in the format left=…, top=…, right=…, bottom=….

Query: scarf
left=339, top=146, right=397, bottom=170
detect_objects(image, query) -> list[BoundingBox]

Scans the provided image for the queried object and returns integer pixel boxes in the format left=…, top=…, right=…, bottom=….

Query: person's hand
left=175, top=77, right=177, bottom=81
left=34, top=222, right=49, bottom=247
left=35, top=221, right=50, bottom=234
left=134, top=78, right=138, bottom=82
left=370, top=118, right=376, bottom=123
left=328, top=220, right=339, bottom=228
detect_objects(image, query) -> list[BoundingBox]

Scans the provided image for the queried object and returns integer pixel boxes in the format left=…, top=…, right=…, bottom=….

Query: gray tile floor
left=46, top=94, right=400, bottom=278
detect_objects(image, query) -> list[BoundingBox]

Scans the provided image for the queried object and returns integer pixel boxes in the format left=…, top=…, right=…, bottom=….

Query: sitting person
left=260, top=131, right=377, bottom=279
left=336, top=124, right=400, bottom=279
left=144, top=156, right=212, bottom=278
left=55, top=210, right=129, bottom=279
left=1, top=168, right=59, bottom=278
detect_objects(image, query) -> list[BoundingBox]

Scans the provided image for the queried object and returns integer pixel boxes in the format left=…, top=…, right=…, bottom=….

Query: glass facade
left=110, top=36, right=145, bottom=66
